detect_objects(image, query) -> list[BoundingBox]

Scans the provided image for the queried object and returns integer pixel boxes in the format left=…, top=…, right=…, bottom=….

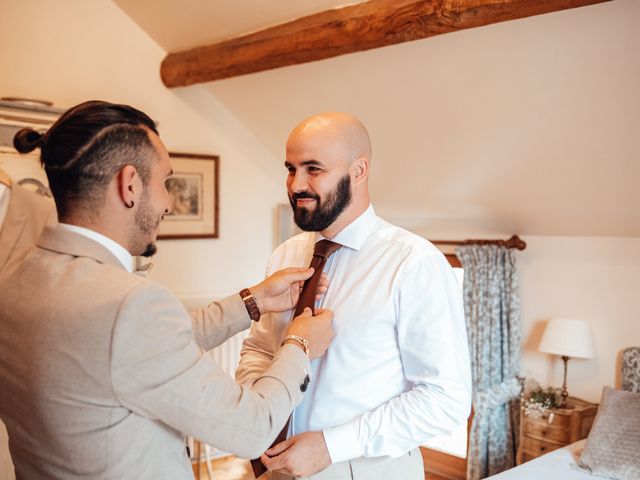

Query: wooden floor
left=425, top=474, right=452, bottom=480
left=192, top=455, right=253, bottom=480
left=192, top=455, right=454, bottom=480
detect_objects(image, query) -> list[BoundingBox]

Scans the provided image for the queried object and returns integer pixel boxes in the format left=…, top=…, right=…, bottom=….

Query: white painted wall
left=0, top=0, right=286, bottom=299
left=203, top=0, right=640, bottom=238
left=518, top=236, right=640, bottom=403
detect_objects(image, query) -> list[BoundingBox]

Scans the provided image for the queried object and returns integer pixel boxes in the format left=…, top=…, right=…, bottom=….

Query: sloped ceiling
left=114, top=0, right=640, bottom=237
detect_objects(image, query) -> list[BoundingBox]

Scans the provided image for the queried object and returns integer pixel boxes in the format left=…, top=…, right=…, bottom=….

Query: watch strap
left=239, top=288, right=261, bottom=321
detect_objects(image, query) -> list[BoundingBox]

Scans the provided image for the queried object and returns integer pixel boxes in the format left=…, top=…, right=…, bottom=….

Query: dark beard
left=290, top=174, right=352, bottom=232
left=134, top=193, right=160, bottom=257
left=140, top=243, right=157, bottom=257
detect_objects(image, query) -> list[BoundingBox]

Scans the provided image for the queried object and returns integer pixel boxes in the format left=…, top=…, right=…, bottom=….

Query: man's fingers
left=279, top=267, right=314, bottom=283
left=293, top=307, right=313, bottom=321
left=311, top=308, right=331, bottom=318
left=266, top=437, right=293, bottom=456
left=260, top=453, right=277, bottom=470
left=261, top=452, right=286, bottom=472
left=315, top=272, right=329, bottom=299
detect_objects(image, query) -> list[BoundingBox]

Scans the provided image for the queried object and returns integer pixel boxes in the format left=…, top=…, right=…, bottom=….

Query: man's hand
left=250, top=267, right=328, bottom=314
left=261, top=431, right=331, bottom=478
left=286, top=308, right=334, bottom=359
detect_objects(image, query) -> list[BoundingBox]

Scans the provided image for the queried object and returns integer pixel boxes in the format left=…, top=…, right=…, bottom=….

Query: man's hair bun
left=13, top=128, right=44, bottom=153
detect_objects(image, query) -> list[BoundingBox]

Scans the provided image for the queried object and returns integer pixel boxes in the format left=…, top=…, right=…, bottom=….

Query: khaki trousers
left=267, top=448, right=423, bottom=480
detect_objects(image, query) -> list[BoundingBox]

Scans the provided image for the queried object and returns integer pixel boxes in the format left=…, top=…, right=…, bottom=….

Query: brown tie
left=250, top=239, right=341, bottom=478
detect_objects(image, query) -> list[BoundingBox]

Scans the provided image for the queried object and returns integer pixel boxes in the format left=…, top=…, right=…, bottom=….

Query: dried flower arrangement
left=522, top=379, right=559, bottom=418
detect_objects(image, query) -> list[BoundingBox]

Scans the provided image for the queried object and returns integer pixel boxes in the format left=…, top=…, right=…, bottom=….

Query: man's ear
left=118, top=165, right=140, bottom=209
left=351, top=156, right=369, bottom=186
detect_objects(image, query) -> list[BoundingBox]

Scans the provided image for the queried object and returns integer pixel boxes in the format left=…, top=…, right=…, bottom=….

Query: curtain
left=456, top=245, right=521, bottom=480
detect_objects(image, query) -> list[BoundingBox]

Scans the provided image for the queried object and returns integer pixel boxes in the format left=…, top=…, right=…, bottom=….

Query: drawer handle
left=541, top=429, right=547, bottom=436
left=540, top=446, right=546, bottom=452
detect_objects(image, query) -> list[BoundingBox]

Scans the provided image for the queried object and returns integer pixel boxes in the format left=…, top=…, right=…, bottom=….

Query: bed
left=488, top=439, right=590, bottom=479
left=487, top=346, right=640, bottom=480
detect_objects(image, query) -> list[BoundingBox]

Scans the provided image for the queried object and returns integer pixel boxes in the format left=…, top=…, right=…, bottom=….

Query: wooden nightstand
left=517, top=397, right=598, bottom=464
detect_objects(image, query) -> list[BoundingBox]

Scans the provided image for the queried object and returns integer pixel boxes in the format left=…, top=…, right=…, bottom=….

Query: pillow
left=577, top=386, right=640, bottom=479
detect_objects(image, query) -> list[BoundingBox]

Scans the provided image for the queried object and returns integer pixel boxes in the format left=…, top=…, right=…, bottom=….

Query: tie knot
left=313, top=239, right=341, bottom=259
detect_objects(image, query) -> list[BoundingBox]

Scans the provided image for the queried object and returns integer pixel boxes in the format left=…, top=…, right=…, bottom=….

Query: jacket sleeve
left=235, top=255, right=294, bottom=385
left=189, top=294, right=252, bottom=351
left=110, top=282, right=310, bottom=459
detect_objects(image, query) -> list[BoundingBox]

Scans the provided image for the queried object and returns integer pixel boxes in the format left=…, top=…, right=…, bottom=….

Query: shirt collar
left=58, top=223, right=133, bottom=273
left=314, top=204, right=377, bottom=251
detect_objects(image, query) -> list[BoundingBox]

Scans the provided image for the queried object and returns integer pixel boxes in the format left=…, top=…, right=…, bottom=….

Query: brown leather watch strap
left=239, top=288, right=261, bottom=321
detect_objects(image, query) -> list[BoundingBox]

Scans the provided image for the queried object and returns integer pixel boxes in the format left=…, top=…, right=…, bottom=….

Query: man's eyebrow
left=284, top=160, right=324, bottom=168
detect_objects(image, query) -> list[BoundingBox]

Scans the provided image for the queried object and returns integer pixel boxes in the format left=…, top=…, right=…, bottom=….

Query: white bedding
left=487, top=439, right=591, bottom=479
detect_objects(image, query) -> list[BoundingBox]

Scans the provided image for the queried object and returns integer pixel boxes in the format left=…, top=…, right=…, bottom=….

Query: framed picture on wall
left=159, top=152, right=219, bottom=239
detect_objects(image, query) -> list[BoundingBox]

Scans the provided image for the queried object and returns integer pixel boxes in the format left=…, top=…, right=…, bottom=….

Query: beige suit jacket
left=0, top=183, right=55, bottom=480
left=0, top=183, right=56, bottom=272
left=0, top=226, right=309, bottom=480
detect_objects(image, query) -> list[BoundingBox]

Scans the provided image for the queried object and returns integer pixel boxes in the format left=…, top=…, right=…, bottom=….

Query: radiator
left=180, top=294, right=250, bottom=375
left=211, top=330, right=249, bottom=376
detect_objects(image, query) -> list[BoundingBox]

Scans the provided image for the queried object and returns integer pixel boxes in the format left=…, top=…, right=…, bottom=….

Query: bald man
left=236, top=113, right=471, bottom=480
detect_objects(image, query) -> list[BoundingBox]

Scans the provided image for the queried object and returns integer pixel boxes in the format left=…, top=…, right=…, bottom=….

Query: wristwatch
left=239, top=288, right=261, bottom=321
left=281, top=334, right=309, bottom=357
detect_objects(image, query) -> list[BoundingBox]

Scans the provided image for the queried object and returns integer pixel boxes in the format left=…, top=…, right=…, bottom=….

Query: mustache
left=291, top=191, right=320, bottom=201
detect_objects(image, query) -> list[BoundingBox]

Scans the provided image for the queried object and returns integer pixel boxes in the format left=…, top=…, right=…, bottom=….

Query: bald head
left=287, top=112, right=372, bottom=165
left=285, top=112, right=372, bottom=238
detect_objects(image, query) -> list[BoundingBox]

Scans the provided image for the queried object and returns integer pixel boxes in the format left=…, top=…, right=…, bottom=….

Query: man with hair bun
left=0, top=100, right=335, bottom=479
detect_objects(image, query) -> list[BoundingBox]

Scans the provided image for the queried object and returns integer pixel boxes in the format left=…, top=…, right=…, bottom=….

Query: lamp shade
left=539, top=318, right=594, bottom=359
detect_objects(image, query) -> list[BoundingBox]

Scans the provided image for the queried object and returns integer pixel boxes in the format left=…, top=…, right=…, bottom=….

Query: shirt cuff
left=322, top=421, right=362, bottom=464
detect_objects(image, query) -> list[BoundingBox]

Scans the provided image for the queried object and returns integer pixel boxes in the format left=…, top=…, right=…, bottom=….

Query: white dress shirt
left=57, top=223, right=133, bottom=272
left=237, top=205, right=471, bottom=464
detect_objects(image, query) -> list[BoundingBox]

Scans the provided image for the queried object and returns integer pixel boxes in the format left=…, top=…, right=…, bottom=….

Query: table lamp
left=538, top=318, right=594, bottom=408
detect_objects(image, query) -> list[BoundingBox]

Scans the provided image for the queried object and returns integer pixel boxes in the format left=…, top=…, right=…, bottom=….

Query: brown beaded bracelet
left=239, top=288, right=261, bottom=321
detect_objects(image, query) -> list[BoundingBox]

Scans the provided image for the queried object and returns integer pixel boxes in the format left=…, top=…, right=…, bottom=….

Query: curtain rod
left=430, top=235, right=527, bottom=251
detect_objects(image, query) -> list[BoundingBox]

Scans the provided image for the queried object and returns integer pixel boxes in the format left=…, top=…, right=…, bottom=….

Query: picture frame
left=159, top=152, right=219, bottom=239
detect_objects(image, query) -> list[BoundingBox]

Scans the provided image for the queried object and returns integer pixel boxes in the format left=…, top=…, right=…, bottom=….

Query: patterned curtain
left=621, top=347, right=640, bottom=393
left=456, top=245, right=521, bottom=480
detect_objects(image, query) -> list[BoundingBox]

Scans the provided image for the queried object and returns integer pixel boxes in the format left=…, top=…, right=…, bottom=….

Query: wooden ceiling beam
left=160, top=0, right=611, bottom=88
